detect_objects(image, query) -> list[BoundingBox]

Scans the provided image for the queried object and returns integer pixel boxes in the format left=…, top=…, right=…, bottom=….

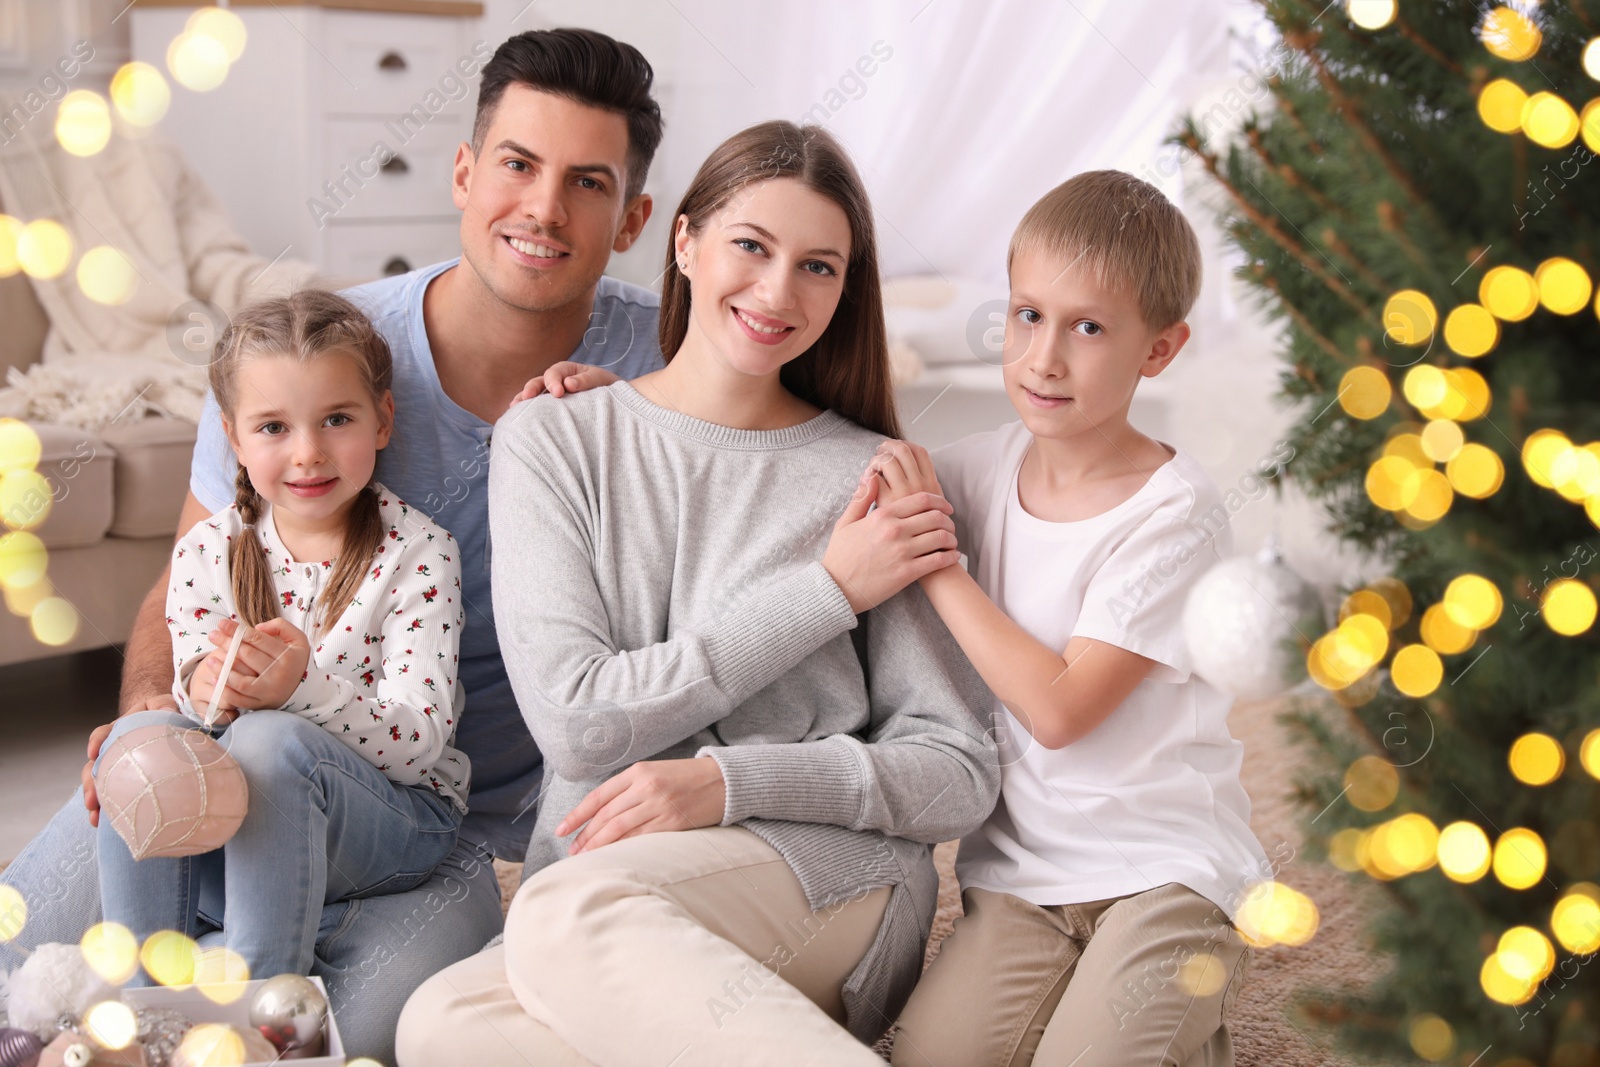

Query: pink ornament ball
left=95, top=723, right=248, bottom=859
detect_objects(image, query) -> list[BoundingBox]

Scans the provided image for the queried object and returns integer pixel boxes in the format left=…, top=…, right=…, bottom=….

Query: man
left=0, top=28, right=665, bottom=1062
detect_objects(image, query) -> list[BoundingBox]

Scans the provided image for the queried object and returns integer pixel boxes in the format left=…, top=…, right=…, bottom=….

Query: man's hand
left=866, top=439, right=945, bottom=509
left=556, top=757, right=727, bottom=855
left=82, top=696, right=181, bottom=826
left=822, top=475, right=959, bottom=614
left=514, top=361, right=620, bottom=403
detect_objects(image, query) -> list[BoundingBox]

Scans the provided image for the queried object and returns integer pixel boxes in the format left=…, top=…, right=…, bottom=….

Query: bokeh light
left=1390, top=644, right=1443, bottom=697
left=1542, top=578, right=1597, bottom=636
left=3, top=575, right=53, bottom=616
left=1551, top=886, right=1600, bottom=953
left=167, top=32, right=231, bottom=93
left=1420, top=420, right=1464, bottom=462
left=1443, top=304, right=1499, bottom=357
left=1369, top=813, right=1440, bottom=876
left=1586, top=39, right=1600, bottom=81
left=1442, top=574, right=1502, bottom=630
left=85, top=1000, right=138, bottom=1050
left=1509, top=732, right=1565, bottom=786
left=55, top=90, right=112, bottom=157
left=1346, top=0, right=1397, bottom=31
left=193, top=945, right=251, bottom=1003
left=141, top=929, right=199, bottom=987
left=1420, top=603, right=1476, bottom=654
left=187, top=7, right=248, bottom=63
left=1481, top=950, right=1537, bottom=1005
left=1447, top=367, right=1491, bottom=420
left=1498, top=926, right=1555, bottom=984
left=1235, top=881, right=1320, bottom=948
left=1481, top=5, right=1542, bottom=62
left=1346, top=755, right=1399, bottom=812
left=1370, top=577, right=1413, bottom=628
left=110, top=62, right=171, bottom=127
left=1403, top=469, right=1453, bottom=524
left=1535, top=257, right=1592, bottom=314
left=1582, top=729, right=1600, bottom=780
left=17, top=219, right=73, bottom=280
left=1446, top=443, right=1505, bottom=498
left=1341, top=588, right=1394, bottom=629
left=77, top=245, right=138, bottom=306
left=81, top=921, right=140, bottom=984
left=1338, top=365, right=1391, bottom=419
left=175, top=1023, right=247, bottom=1067
left=1480, top=265, right=1540, bottom=321
left=30, top=597, right=79, bottom=646
left=0, top=884, right=26, bottom=942
left=1383, top=289, right=1436, bottom=346
left=1437, top=821, right=1492, bottom=882
left=0, top=531, right=48, bottom=588
left=1402, top=365, right=1448, bottom=409
left=0, top=419, right=42, bottom=473
left=1493, top=827, right=1547, bottom=890
left=1408, top=1014, right=1454, bottom=1062
left=1522, top=92, right=1580, bottom=148
left=1479, top=77, right=1529, bottom=132
left=1522, top=428, right=1571, bottom=487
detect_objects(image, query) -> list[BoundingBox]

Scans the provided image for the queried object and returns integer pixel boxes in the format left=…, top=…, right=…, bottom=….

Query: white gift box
left=123, top=976, right=345, bottom=1066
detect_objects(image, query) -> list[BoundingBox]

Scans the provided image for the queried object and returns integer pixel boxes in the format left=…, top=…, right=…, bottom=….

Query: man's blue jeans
left=2, top=711, right=506, bottom=1065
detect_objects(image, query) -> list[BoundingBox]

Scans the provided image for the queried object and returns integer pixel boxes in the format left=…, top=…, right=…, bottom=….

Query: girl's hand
left=822, top=476, right=959, bottom=613
left=557, top=757, right=727, bottom=855
left=202, top=617, right=311, bottom=710
left=867, top=440, right=945, bottom=508
left=186, top=650, right=243, bottom=725
left=514, top=361, right=620, bottom=402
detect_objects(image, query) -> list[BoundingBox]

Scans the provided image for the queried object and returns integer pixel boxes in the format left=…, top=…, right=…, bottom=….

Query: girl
left=96, top=289, right=470, bottom=984
left=397, top=122, right=999, bottom=1067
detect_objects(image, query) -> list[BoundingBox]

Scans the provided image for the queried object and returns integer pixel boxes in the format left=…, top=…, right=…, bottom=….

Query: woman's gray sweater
left=486, top=380, right=1000, bottom=1044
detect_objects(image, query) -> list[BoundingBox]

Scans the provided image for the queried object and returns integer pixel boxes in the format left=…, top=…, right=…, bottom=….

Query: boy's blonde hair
left=1007, top=170, right=1202, bottom=331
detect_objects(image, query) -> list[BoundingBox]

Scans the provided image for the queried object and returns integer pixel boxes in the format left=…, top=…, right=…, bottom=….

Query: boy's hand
left=867, top=440, right=945, bottom=508
left=199, top=617, right=311, bottom=710
left=514, top=362, right=620, bottom=403
left=823, top=476, right=959, bottom=613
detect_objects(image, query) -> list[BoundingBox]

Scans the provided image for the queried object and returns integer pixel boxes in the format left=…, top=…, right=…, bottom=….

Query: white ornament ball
left=1183, top=541, right=1325, bottom=701
left=96, top=724, right=248, bottom=860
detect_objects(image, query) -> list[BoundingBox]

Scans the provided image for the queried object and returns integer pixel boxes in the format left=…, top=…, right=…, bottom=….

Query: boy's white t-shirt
left=934, top=421, right=1271, bottom=921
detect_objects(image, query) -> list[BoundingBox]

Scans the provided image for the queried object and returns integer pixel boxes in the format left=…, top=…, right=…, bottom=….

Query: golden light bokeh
left=1437, top=821, right=1492, bottom=882
left=187, top=7, right=249, bottom=63
left=1341, top=588, right=1394, bottom=630
left=110, top=61, right=171, bottom=127
left=1493, top=827, right=1547, bottom=890
left=81, top=921, right=140, bottom=984
left=175, top=1023, right=247, bottom=1067
left=1346, top=0, right=1397, bottom=31
left=1419, top=420, right=1464, bottom=463
left=2, top=574, right=53, bottom=616
left=1235, top=881, right=1320, bottom=948
left=1339, top=365, right=1392, bottom=419
left=1329, top=827, right=1367, bottom=872
left=85, top=1000, right=138, bottom=1051
left=1508, top=732, right=1565, bottom=786
left=1551, top=885, right=1600, bottom=954
left=1535, top=257, right=1592, bottom=315
left=1586, top=98, right=1600, bottom=154
left=30, top=596, right=79, bottom=646
left=167, top=31, right=231, bottom=93
left=1408, top=1013, right=1454, bottom=1062
left=1346, top=754, right=1400, bottom=812
left=1370, top=576, right=1413, bottom=627
left=77, top=245, right=138, bottom=307
left=141, top=929, right=199, bottom=987
left=1542, top=578, right=1597, bottom=636
left=1587, top=38, right=1600, bottom=81
left=1481, top=5, right=1542, bottom=62
left=1366, top=455, right=1418, bottom=511
left=1498, top=926, right=1555, bottom=984
left=1582, top=729, right=1600, bottom=780
left=1382, top=289, right=1437, bottom=346
left=1369, top=813, right=1440, bottom=876
left=1522, top=91, right=1580, bottom=148
left=1177, top=952, right=1229, bottom=997
left=1383, top=431, right=1430, bottom=468
left=1403, top=468, right=1453, bottom=524
left=0, top=531, right=48, bottom=588
left=193, top=945, right=252, bottom=1003
left=1480, top=265, right=1540, bottom=321
left=54, top=90, right=112, bottom=157
left=1447, top=368, right=1490, bottom=420
left=0, top=418, right=42, bottom=473
left=1550, top=443, right=1600, bottom=501
left=17, top=218, right=73, bottom=280
left=1479, top=77, right=1529, bottom=132
left=1442, top=574, right=1502, bottom=630
left=1522, top=428, right=1571, bottom=487
left=1481, top=950, right=1537, bottom=1005
left=1402, top=366, right=1449, bottom=409
left=1420, top=603, right=1477, bottom=655
left=0, top=884, right=26, bottom=942
left=1390, top=643, right=1443, bottom=697
left=1443, top=304, right=1499, bottom=357
left=1446, top=442, right=1505, bottom=498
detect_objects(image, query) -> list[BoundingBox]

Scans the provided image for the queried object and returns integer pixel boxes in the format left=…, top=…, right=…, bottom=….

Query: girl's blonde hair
left=208, top=289, right=394, bottom=637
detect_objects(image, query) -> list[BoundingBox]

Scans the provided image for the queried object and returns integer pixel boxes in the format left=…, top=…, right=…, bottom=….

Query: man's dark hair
left=472, top=29, right=664, bottom=203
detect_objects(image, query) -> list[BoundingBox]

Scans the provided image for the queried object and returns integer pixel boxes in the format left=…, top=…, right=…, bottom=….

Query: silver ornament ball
left=248, top=974, right=327, bottom=1053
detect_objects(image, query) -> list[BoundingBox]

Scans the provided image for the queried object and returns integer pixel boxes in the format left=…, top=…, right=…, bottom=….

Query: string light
left=1535, top=257, right=1592, bottom=314
left=1338, top=365, right=1391, bottom=419
left=1480, top=265, right=1540, bottom=321
left=1508, top=733, right=1565, bottom=786
left=1478, top=78, right=1529, bottom=132
left=1542, top=578, right=1597, bottom=636
left=1481, top=5, right=1543, bottom=62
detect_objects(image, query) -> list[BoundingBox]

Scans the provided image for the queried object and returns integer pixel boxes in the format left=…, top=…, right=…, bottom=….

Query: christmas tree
left=1182, top=1, right=1600, bottom=1063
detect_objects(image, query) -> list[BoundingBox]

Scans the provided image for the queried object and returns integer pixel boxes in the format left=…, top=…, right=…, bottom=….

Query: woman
left=397, top=121, right=999, bottom=1066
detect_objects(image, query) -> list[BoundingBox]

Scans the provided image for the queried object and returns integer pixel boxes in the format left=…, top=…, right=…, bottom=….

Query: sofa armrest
left=0, top=270, right=48, bottom=378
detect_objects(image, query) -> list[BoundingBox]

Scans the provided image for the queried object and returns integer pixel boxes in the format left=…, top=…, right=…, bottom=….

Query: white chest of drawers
left=130, top=1, right=485, bottom=278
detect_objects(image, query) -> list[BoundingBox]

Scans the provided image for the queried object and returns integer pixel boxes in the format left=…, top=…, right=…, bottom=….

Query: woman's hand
left=557, top=757, right=727, bottom=855
left=514, top=361, right=620, bottom=403
left=867, top=439, right=945, bottom=508
left=196, top=617, right=312, bottom=711
left=822, top=474, right=959, bottom=613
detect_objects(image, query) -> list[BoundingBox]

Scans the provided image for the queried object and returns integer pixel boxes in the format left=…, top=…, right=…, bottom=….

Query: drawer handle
left=379, top=155, right=409, bottom=175
left=378, top=51, right=408, bottom=71
left=383, top=256, right=412, bottom=276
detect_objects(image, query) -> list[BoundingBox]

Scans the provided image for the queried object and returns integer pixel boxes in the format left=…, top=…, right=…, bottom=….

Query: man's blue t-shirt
left=188, top=258, right=664, bottom=857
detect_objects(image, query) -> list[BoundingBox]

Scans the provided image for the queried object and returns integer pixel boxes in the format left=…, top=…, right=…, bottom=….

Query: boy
left=881, top=171, right=1270, bottom=1067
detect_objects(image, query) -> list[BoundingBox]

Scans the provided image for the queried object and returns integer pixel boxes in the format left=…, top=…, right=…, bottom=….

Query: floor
left=0, top=646, right=125, bottom=863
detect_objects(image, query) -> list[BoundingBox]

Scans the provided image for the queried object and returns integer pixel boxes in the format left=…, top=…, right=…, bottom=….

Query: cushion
left=101, top=417, right=198, bottom=539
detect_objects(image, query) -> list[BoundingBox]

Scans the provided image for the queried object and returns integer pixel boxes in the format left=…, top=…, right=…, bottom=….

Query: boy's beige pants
left=891, top=882, right=1251, bottom=1067
left=395, top=826, right=892, bottom=1067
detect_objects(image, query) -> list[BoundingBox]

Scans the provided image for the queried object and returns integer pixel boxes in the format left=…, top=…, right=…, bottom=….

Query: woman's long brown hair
left=208, top=290, right=393, bottom=638
left=657, top=121, right=901, bottom=439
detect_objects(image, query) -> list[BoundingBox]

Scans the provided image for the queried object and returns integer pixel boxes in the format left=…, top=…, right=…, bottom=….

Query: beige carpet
left=495, top=696, right=1378, bottom=1065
